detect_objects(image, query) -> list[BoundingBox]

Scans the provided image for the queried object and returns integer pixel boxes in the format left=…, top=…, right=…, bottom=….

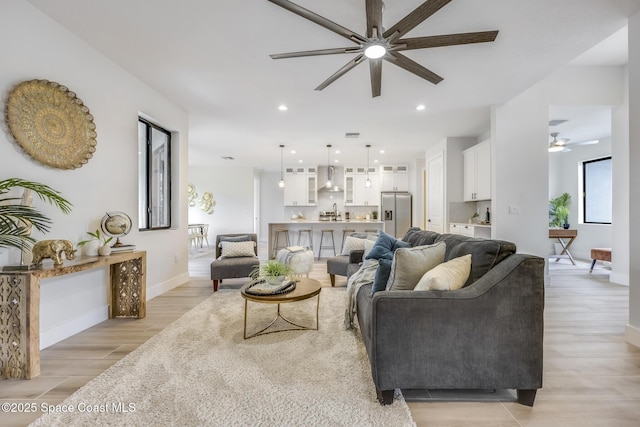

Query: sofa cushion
left=365, top=231, right=410, bottom=261
left=371, top=258, right=393, bottom=294
left=434, top=234, right=516, bottom=287
left=220, top=240, right=256, bottom=258
left=402, top=227, right=440, bottom=247
left=386, top=242, right=446, bottom=291
left=414, top=254, right=471, bottom=291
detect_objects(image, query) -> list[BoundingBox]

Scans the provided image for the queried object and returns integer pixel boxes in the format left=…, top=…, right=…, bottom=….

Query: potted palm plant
left=549, top=192, right=571, bottom=229
left=0, top=178, right=72, bottom=252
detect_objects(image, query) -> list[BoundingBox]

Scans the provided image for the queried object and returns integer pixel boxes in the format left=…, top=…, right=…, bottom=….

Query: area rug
left=30, top=288, right=415, bottom=426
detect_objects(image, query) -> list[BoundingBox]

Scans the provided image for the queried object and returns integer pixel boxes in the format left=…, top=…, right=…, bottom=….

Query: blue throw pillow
left=371, top=259, right=393, bottom=294
left=365, top=231, right=410, bottom=261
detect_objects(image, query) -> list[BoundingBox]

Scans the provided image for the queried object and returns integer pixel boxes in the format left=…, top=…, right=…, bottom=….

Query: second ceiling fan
left=268, top=0, right=499, bottom=97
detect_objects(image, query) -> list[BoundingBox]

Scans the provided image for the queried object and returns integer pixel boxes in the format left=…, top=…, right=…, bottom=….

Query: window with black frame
left=138, top=118, right=171, bottom=230
left=582, top=156, right=612, bottom=224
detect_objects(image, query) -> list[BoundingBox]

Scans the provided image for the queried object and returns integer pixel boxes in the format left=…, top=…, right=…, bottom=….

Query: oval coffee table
left=240, top=278, right=322, bottom=339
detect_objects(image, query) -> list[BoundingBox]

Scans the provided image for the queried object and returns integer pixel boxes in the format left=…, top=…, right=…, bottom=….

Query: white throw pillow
left=341, top=236, right=367, bottom=255
left=363, top=239, right=375, bottom=259
left=414, top=254, right=472, bottom=291
left=220, top=240, right=256, bottom=258
left=386, top=242, right=446, bottom=291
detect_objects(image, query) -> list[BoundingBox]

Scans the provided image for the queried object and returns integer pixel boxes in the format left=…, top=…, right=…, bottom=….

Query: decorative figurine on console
left=31, top=239, right=77, bottom=266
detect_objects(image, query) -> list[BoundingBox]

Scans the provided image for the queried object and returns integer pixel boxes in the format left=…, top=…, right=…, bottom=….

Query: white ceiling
left=26, top=0, right=638, bottom=170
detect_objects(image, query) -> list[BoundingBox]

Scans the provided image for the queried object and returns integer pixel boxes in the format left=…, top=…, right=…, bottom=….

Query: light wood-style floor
left=1, top=247, right=639, bottom=426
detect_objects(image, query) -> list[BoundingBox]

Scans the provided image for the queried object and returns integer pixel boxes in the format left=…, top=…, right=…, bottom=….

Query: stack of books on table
left=110, top=244, right=136, bottom=253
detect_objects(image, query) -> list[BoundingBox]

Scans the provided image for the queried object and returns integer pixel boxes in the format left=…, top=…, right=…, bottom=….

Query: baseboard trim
left=41, top=306, right=108, bottom=350
left=625, top=324, right=640, bottom=349
left=609, top=273, right=629, bottom=286
left=146, top=273, right=191, bottom=299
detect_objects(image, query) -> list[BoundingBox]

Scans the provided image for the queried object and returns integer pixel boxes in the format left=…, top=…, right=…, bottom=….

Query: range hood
left=318, top=166, right=343, bottom=193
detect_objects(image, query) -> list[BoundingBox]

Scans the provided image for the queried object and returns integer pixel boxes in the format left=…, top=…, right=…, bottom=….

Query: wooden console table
left=0, top=250, right=146, bottom=379
left=549, top=229, right=577, bottom=265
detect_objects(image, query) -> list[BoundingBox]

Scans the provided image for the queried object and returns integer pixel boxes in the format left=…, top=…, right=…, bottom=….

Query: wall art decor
left=5, top=79, right=97, bottom=169
left=199, top=191, right=215, bottom=214
left=187, top=183, right=198, bottom=207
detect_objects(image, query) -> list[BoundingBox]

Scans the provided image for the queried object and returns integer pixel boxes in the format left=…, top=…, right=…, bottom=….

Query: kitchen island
left=268, top=220, right=384, bottom=259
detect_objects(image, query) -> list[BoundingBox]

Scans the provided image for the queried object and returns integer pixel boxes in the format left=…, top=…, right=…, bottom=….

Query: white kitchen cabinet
left=463, top=140, right=491, bottom=201
left=284, top=167, right=316, bottom=206
left=380, top=165, right=409, bottom=192
left=449, top=223, right=491, bottom=238
left=345, top=166, right=379, bottom=206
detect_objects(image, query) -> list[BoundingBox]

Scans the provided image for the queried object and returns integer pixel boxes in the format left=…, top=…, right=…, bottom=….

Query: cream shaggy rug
left=31, top=287, right=415, bottom=426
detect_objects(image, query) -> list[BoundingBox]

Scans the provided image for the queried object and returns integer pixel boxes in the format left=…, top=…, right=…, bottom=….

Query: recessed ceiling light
left=290, top=150, right=296, bottom=154
left=374, top=159, right=379, bottom=163
left=334, top=159, right=339, bottom=163
left=379, top=150, right=385, bottom=154
left=298, top=159, right=303, bottom=163
left=335, top=150, right=340, bottom=154
left=416, top=104, right=426, bottom=111
left=278, top=105, right=288, bottom=111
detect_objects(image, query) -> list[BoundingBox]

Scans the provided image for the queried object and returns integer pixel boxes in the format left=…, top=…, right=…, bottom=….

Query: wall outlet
left=509, top=206, right=521, bottom=215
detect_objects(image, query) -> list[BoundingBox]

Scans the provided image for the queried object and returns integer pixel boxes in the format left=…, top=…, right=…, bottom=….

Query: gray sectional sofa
left=356, top=227, right=545, bottom=406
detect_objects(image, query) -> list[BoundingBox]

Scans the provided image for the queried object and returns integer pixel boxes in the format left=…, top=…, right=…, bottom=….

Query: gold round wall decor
left=5, top=79, right=97, bottom=169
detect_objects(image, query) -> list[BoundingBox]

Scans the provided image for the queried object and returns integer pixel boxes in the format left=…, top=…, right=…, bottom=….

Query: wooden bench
left=589, top=248, right=611, bottom=273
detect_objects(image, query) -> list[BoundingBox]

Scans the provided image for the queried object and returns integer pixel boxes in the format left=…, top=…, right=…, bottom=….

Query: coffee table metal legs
left=243, top=294, right=320, bottom=339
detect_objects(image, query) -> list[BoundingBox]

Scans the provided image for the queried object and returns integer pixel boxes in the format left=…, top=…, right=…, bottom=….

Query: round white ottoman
left=276, top=247, right=314, bottom=276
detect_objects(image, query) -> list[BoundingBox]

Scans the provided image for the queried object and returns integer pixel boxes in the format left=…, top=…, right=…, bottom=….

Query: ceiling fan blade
left=268, top=0, right=367, bottom=44
left=315, top=54, right=366, bottom=91
left=369, top=59, right=382, bottom=97
left=385, top=52, right=443, bottom=84
left=383, top=0, right=452, bottom=40
left=366, top=0, right=384, bottom=38
left=398, top=31, right=499, bottom=50
left=270, top=47, right=361, bottom=59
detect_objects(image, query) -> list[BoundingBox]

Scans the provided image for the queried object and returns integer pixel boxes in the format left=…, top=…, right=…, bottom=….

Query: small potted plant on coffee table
left=251, top=260, right=294, bottom=285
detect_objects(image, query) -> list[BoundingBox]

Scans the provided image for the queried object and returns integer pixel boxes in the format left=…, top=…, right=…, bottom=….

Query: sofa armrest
left=359, top=253, right=544, bottom=391
left=349, top=249, right=364, bottom=264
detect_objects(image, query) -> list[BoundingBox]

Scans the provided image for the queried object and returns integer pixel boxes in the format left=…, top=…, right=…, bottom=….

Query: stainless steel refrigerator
left=381, top=192, right=412, bottom=238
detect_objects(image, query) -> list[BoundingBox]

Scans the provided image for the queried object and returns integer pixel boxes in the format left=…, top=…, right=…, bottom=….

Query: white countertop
left=270, top=220, right=383, bottom=224
left=450, top=222, right=492, bottom=228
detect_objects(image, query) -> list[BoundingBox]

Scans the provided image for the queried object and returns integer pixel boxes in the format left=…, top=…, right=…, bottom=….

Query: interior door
left=426, top=152, right=444, bottom=233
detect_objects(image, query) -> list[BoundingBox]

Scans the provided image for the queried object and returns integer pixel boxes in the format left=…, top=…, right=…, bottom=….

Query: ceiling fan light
left=548, top=145, right=563, bottom=153
left=364, top=43, right=386, bottom=59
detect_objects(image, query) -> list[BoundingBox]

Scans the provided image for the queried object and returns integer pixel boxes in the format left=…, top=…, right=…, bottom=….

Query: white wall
left=548, top=138, right=613, bottom=261
left=627, top=11, right=640, bottom=347
left=0, top=0, right=189, bottom=348
left=188, top=165, right=257, bottom=242
left=492, top=66, right=625, bottom=260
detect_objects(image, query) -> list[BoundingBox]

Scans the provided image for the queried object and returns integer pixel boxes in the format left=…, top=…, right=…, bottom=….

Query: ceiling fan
left=548, top=132, right=599, bottom=153
left=267, top=0, right=499, bottom=97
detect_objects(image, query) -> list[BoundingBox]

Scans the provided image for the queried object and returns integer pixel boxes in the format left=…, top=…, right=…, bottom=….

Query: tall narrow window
left=582, top=156, right=612, bottom=224
left=138, top=118, right=171, bottom=230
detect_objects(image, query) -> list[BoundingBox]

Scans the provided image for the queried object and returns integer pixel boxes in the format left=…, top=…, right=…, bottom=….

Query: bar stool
left=317, top=229, right=336, bottom=260
left=297, top=229, right=313, bottom=250
left=341, top=229, right=355, bottom=252
left=272, top=229, right=290, bottom=258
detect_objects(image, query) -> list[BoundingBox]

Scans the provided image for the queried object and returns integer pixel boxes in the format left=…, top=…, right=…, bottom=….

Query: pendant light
left=325, top=144, right=333, bottom=188
left=278, top=144, right=285, bottom=188
left=365, top=144, right=372, bottom=188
